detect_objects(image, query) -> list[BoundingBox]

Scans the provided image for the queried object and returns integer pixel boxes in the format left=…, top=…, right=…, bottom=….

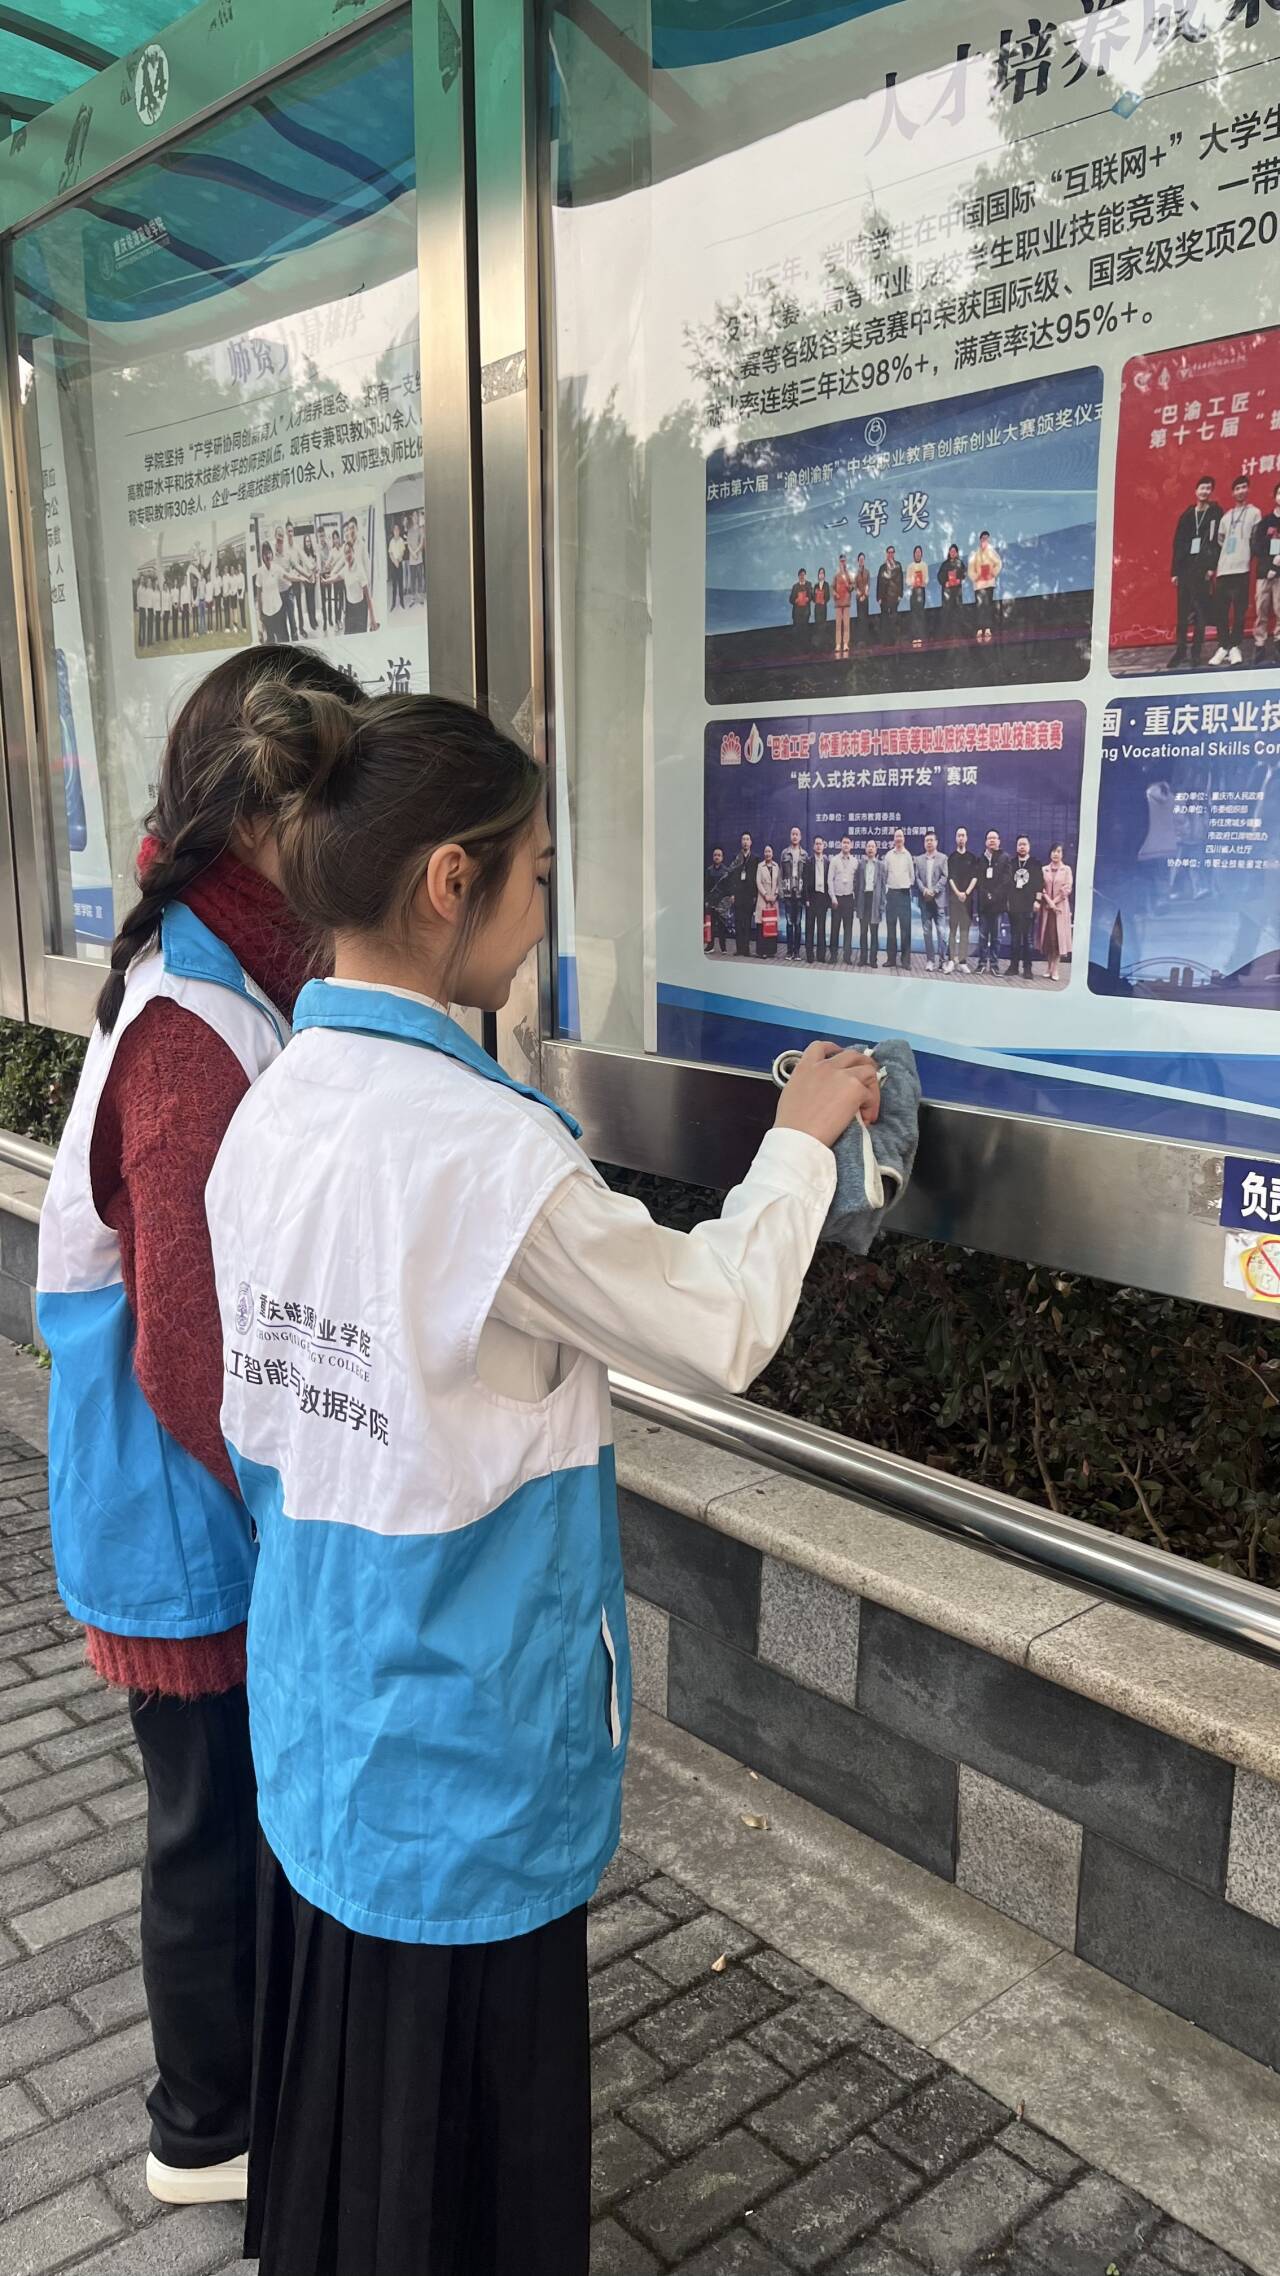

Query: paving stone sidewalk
left=0, top=1410, right=1257, bottom=2276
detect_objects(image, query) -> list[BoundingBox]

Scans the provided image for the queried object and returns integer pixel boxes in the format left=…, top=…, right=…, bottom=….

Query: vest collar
left=292, top=978, right=582, bottom=1137
left=160, top=903, right=286, bottom=1043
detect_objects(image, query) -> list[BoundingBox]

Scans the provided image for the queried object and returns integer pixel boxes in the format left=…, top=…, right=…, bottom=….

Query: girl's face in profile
left=450, top=804, right=553, bottom=1014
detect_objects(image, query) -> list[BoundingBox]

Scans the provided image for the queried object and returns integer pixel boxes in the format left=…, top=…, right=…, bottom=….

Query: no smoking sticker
left=1224, top=1232, right=1280, bottom=1305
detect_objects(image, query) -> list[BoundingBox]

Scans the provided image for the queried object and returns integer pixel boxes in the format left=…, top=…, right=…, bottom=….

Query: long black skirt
left=245, top=1843, right=590, bottom=2276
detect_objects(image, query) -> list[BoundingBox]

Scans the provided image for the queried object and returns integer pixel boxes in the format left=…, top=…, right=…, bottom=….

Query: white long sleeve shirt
left=488, top=1124, right=836, bottom=1402
left=1218, top=501, right=1261, bottom=577
left=319, top=980, right=836, bottom=1406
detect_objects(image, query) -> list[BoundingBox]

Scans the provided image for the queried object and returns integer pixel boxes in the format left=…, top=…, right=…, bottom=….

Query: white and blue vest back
left=206, top=982, right=630, bottom=1946
left=37, top=904, right=287, bottom=1637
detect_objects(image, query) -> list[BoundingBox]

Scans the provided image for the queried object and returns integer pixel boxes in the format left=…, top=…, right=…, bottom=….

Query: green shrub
left=605, top=1166, right=1280, bottom=1588
left=0, top=1019, right=86, bottom=1145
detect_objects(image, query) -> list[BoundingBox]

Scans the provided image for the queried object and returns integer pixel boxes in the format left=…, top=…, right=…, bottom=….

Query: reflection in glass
left=14, top=10, right=420, bottom=963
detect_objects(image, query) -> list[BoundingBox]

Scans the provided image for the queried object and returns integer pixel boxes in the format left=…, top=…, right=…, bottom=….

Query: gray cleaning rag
left=772, top=1038, right=921, bottom=1255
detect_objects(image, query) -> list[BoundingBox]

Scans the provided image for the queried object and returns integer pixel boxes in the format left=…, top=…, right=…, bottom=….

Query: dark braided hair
left=96, top=646, right=366, bottom=1033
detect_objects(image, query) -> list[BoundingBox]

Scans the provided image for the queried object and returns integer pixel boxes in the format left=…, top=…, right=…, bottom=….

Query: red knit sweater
left=83, top=851, right=313, bottom=1698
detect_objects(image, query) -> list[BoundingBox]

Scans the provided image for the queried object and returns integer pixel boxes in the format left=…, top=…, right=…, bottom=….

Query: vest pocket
left=600, top=1606, right=623, bottom=1750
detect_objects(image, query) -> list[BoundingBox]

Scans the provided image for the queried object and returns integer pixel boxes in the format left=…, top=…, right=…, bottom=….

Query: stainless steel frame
left=538, top=1040, right=1248, bottom=1306
left=477, top=0, right=552, bottom=1087
left=0, top=306, right=32, bottom=1024
left=416, top=0, right=480, bottom=703
left=0, top=242, right=97, bottom=1033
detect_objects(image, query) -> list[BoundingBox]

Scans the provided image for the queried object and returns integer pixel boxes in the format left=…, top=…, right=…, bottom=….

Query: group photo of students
left=1160, top=471, right=1280, bottom=672
left=788, top=535, right=1005, bottom=660
left=705, top=823, right=1075, bottom=985
left=706, top=376, right=1100, bottom=704
left=384, top=476, right=426, bottom=613
left=1109, top=323, right=1280, bottom=676
left=131, top=536, right=248, bottom=660
left=250, top=505, right=379, bottom=644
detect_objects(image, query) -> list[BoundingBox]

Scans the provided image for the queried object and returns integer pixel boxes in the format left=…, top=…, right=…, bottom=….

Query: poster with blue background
left=669, top=701, right=1097, bottom=1127
left=704, top=367, right=1101, bottom=704
left=1090, top=694, right=1280, bottom=1013
left=703, top=705, right=1083, bottom=951
left=668, top=691, right=1280, bottom=1148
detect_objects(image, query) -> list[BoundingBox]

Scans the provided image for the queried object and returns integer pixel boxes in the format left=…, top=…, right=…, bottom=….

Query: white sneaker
left=1230, top=647, right=1243, bottom=665
left=146, top=2152, right=248, bottom=2205
left=958, top=961, right=970, bottom=973
left=1210, top=647, right=1228, bottom=666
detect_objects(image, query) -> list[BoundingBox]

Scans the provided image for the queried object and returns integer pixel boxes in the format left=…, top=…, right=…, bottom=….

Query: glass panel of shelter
left=11, top=7, right=424, bottom=973
left=542, top=0, right=1280, bottom=1172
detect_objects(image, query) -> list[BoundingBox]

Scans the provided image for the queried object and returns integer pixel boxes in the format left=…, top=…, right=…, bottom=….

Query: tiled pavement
left=586, top=1849, right=1255, bottom=2275
left=0, top=1410, right=1257, bottom=2276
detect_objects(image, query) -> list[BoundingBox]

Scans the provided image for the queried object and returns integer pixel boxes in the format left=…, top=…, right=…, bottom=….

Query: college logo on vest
left=235, top=1281, right=255, bottom=1336
left=720, top=731, right=742, bottom=766
left=134, top=46, right=169, bottom=129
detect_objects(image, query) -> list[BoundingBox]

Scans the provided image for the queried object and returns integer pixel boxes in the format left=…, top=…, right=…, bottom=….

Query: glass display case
left=0, top=0, right=1276, bottom=1312
left=520, top=0, right=1280, bottom=1310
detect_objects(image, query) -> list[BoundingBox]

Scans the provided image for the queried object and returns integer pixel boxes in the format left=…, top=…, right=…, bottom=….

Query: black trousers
left=858, top=896, right=879, bottom=964
left=805, top=898, right=830, bottom=962
left=1217, top=573, right=1248, bottom=649
left=885, top=888, right=911, bottom=967
left=1175, top=573, right=1212, bottom=657
left=733, top=892, right=754, bottom=954
left=706, top=904, right=728, bottom=950
left=130, top=1685, right=257, bottom=2169
left=248, top=1845, right=590, bottom=2276
left=977, top=910, right=1003, bottom=968
left=1008, top=912, right=1034, bottom=975
left=833, top=895, right=857, bottom=961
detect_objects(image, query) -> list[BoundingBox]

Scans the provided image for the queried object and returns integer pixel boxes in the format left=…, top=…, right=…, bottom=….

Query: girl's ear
left=421, top=843, right=474, bottom=928
left=232, top=815, right=280, bottom=881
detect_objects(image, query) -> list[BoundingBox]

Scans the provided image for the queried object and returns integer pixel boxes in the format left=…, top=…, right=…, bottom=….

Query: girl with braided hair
left=37, top=643, right=364, bottom=2210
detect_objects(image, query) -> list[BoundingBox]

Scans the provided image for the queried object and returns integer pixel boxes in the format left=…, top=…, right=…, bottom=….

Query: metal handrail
left=610, top=1372, right=1280, bottom=1659
left=4, top=1124, right=1275, bottom=1654
left=0, top=1130, right=54, bottom=1178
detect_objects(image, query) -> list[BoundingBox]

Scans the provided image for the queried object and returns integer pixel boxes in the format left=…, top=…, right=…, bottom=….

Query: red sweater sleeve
left=90, top=998, right=249, bottom=1492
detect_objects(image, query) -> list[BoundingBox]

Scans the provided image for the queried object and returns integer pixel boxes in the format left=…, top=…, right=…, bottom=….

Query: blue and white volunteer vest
left=206, top=981, right=631, bottom=1947
left=37, top=904, right=287, bottom=1637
